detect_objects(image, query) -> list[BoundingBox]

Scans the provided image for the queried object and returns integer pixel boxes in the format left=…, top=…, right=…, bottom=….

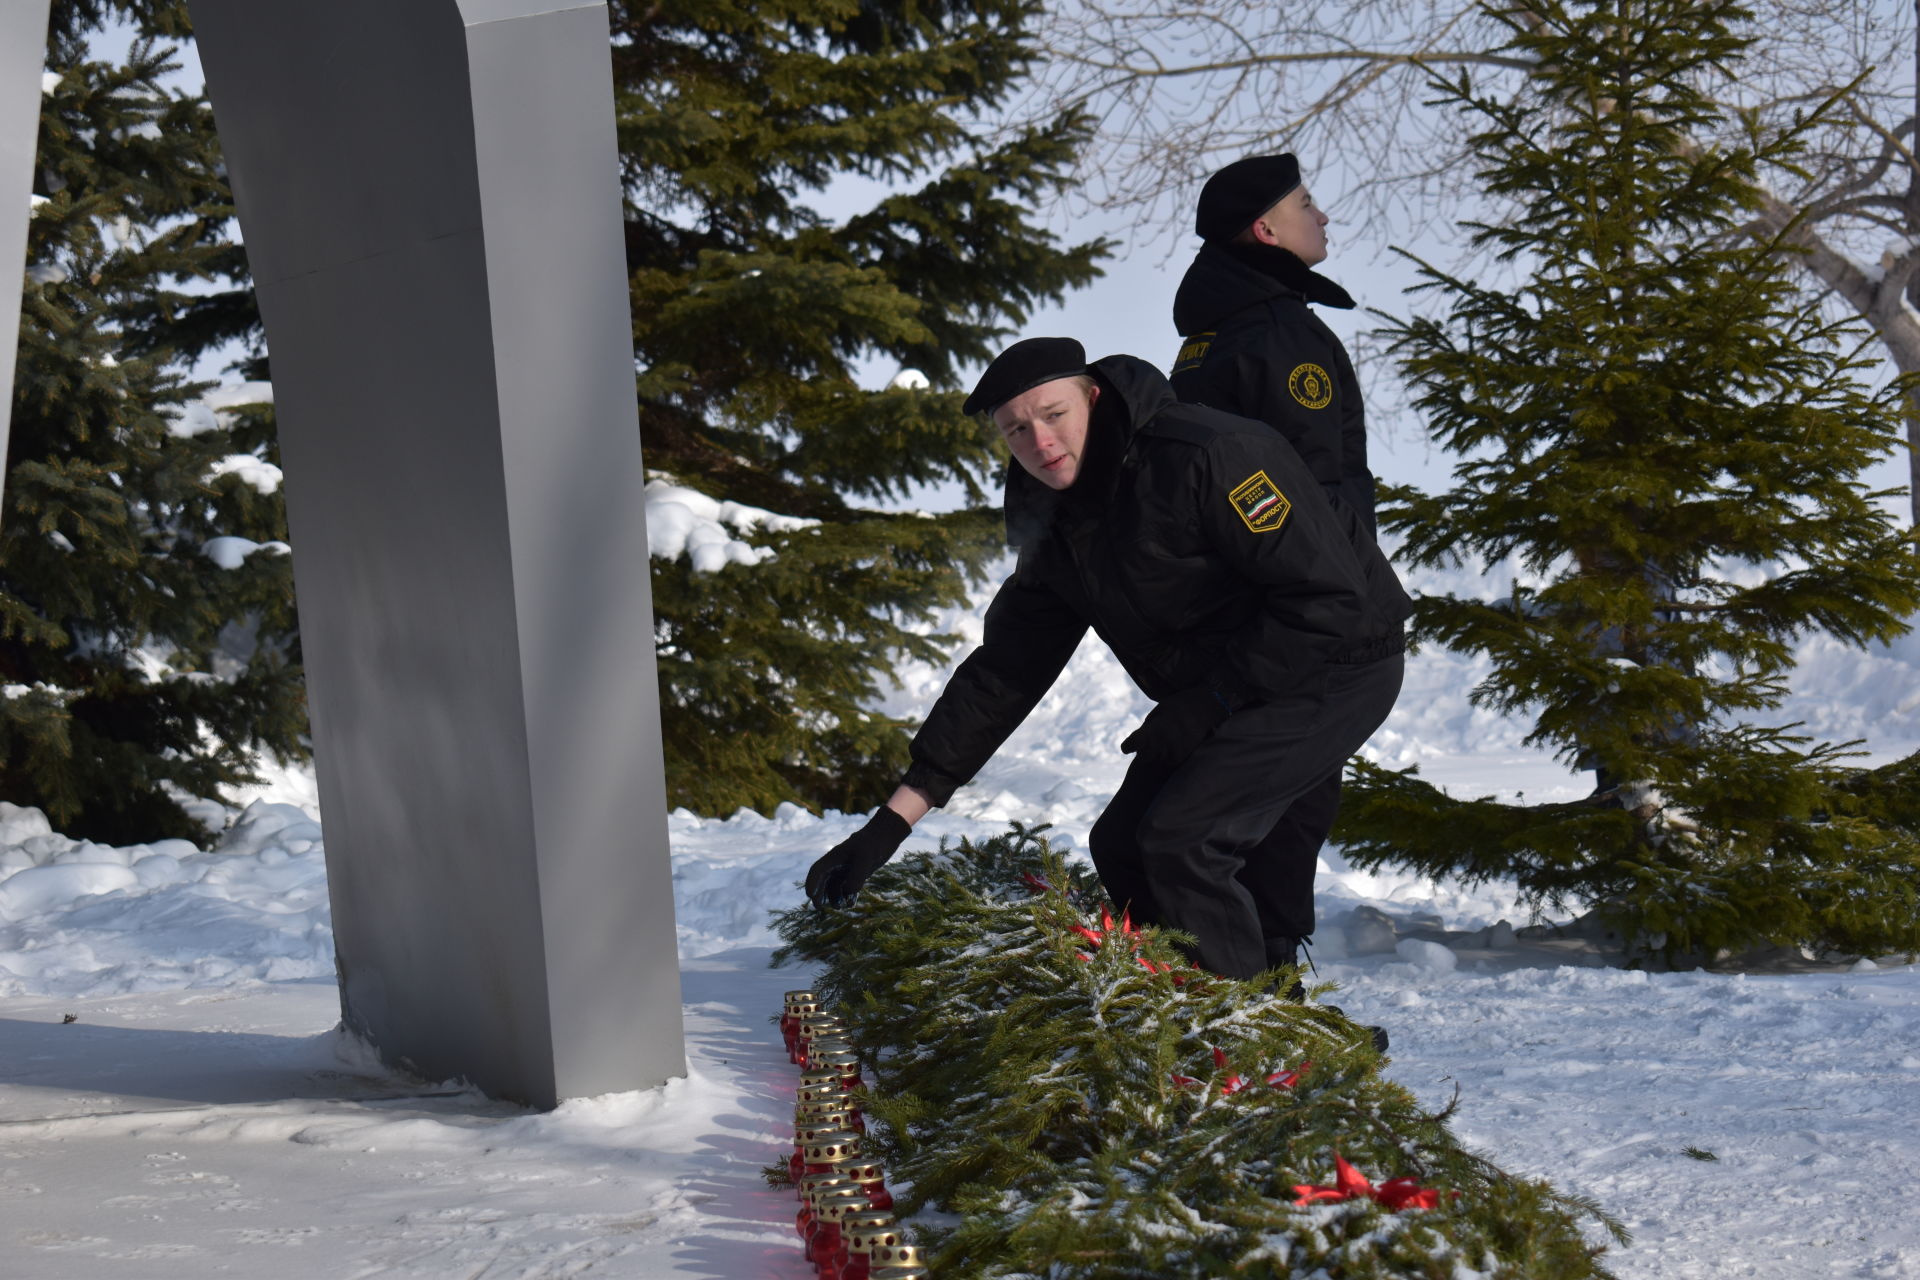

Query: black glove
left=806, top=807, right=913, bottom=907
left=1120, top=685, right=1237, bottom=766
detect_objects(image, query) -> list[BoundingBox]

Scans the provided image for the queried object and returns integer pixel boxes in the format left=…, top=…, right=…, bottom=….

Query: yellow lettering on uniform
left=1172, top=332, right=1215, bottom=372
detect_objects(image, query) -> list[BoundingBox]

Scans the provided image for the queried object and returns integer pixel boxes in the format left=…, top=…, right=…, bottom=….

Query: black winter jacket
left=902, top=355, right=1411, bottom=806
left=1169, top=241, right=1377, bottom=536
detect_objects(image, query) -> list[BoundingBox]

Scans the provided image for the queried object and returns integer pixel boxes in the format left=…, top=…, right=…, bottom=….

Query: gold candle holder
left=869, top=1266, right=932, bottom=1279
left=801, top=1131, right=862, bottom=1167
left=797, top=1082, right=855, bottom=1110
left=871, top=1242, right=928, bottom=1268
left=797, top=1172, right=857, bottom=1202
left=842, top=1214, right=902, bottom=1256
left=815, top=1189, right=872, bottom=1225
left=798, top=1067, right=849, bottom=1090
left=794, top=1117, right=851, bottom=1146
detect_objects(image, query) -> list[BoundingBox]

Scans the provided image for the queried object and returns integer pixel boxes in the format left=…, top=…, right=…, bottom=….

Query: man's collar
left=1215, top=240, right=1356, bottom=310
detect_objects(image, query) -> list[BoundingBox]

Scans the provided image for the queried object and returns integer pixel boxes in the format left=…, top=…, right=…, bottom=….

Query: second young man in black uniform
left=1168, top=154, right=1385, bottom=969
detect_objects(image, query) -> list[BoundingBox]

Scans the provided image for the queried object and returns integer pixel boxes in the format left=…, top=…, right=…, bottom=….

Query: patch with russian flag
left=1228, top=470, right=1291, bottom=533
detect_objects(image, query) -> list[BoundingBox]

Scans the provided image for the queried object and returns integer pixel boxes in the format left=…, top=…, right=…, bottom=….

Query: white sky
left=78, top=17, right=1914, bottom=515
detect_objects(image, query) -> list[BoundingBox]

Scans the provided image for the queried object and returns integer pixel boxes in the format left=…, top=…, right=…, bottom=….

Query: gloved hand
left=805, top=807, right=913, bottom=907
left=1120, top=685, right=1236, bottom=766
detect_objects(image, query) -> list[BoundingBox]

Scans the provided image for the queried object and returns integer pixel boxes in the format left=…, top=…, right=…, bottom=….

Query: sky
left=79, top=9, right=1917, bottom=516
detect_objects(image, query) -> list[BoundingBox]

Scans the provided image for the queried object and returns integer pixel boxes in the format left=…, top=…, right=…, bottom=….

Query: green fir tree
left=773, top=826, right=1623, bottom=1277
left=3, top=2, right=303, bottom=843
left=1337, top=0, right=1920, bottom=962
left=610, top=0, right=1108, bottom=815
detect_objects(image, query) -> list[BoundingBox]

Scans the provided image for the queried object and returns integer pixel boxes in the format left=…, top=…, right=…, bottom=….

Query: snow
left=201, top=536, right=291, bottom=570
left=168, top=382, right=274, bottom=438
left=642, top=478, right=819, bottom=573
left=207, top=452, right=283, bottom=495
left=889, top=368, right=931, bottom=390
left=1, top=565, right=1918, bottom=1276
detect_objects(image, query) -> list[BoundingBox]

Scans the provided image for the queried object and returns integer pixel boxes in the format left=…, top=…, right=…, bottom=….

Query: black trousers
left=1088, top=653, right=1404, bottom=980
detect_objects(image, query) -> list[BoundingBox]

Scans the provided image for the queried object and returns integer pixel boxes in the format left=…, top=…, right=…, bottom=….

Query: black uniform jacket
left=902, top=355, right=1411, bottom=806
left=1169, top=241, right=1377, bottom=536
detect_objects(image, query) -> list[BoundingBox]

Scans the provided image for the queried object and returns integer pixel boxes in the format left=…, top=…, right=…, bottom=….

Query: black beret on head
left=1195, top=153, right=1302, bottom=243
left=963, top=336, right=1088, bottom=416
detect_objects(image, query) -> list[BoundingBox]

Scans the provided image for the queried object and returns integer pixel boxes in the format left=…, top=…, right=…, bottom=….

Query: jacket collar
left=1171, top=240, right=1355, bottom=334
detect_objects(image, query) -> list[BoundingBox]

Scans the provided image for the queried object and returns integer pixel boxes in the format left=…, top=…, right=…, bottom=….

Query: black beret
left=962, top=336, right=1088, bottom=416
left=1195, top=153, right=1302, bottom=243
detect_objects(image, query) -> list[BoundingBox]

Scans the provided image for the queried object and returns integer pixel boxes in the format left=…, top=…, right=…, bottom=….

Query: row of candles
left=782, top=989, right=931, bottom=1280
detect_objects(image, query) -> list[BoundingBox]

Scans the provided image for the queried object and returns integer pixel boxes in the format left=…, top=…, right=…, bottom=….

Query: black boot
left=1279, top=937, right=1389, bottom=1054
left=1265, top=934, right=1304, bottom=998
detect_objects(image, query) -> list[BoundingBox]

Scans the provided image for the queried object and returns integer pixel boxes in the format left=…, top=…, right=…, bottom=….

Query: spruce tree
left=773, top=826, right=1622, bottom=1276
left=1336, top=0, right=1920, bottom=961
left=610, top=0, right=1107, bottom=815
left=3, top=1, right=302, bottom=843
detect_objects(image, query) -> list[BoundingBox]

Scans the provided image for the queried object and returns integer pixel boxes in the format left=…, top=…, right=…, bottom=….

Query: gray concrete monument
left=183, top=0, right=685, bottom=1106
left=0, top=0, right=54, bottom=471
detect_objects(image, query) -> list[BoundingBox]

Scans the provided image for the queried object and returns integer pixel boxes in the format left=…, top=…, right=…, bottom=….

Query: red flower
left=1292, top=1153, right=1449, bottom=1211
left=1265, top=1060, right=1310, bottom=1089
left=1172, top=1050, right=1310, bottom=1096
left=1072, top=906, right=1146, bottom=953
left=1212, top=1045, right=1248, bottom=1095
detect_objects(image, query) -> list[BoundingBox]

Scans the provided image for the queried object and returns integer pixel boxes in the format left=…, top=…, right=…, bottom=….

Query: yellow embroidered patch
left=1287, top=361, right=1333, bottom=409
left=1172, top=333, right=1214, bottom=374
left=1228, top=471, right=1291, bottom=533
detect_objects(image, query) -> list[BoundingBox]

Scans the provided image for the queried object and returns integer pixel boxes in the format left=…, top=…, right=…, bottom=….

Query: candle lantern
left=841, top=1158, right=893, bottom=1210
left=798, top=1066, right=851, bottom=1093
left=796, top=1015, right=848, bottom=1062
left=801, top=1037, right=855, bottom=1068
left=797, top=1179, right=864, bottom=1242
left=795, top=1171, right=856, bottom=1212
left=837, top=1212, right=902, bottom=1280
left=783, top=995, right=822, bottom=1054
left=812, top=1049, right=864, bottom=1087
left=798, top=1129, right=862, bottom=1179
left=870, top=1242, right=929, bottom=1270
left=794, top=1115, right=858, bottom=1149
left=789, top=1123, right=857, bottom=1181
left=825, top=1209, right=894, bottom=1280
left=798, top=1105, right=864, bottom=1137
left=805, top=1187, right=874, bottom=1265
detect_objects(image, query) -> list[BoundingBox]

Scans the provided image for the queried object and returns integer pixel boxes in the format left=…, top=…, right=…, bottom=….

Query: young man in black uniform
left=804, top=337, right=1409, bottom=990
left=1166, top=154, right=1383, bottom=969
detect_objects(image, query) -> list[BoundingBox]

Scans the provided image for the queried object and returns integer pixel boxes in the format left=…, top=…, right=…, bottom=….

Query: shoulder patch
left=1172, top=332, right=1214, bottom=374
left=1287, top=362, right=1333, bottom=410
left=1228, top=471, right=1291, bottom=534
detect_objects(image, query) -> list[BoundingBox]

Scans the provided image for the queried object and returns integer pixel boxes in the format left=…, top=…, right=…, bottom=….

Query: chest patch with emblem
left=1287, top=361, right=1333, bottom=409
left=1228, top=471, right=1291, bottom=533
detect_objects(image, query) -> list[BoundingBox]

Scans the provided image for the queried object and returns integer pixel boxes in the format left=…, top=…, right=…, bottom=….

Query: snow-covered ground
left=3, top=563, right=1918, bottom=1278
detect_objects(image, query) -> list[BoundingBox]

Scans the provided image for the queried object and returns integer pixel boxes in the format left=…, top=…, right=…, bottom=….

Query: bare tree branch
left=1029, top=0, right=1920, bottom=523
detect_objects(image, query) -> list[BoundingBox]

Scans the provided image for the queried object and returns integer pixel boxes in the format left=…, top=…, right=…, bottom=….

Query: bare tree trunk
left=1750, top=190, right=1920, bottom=525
